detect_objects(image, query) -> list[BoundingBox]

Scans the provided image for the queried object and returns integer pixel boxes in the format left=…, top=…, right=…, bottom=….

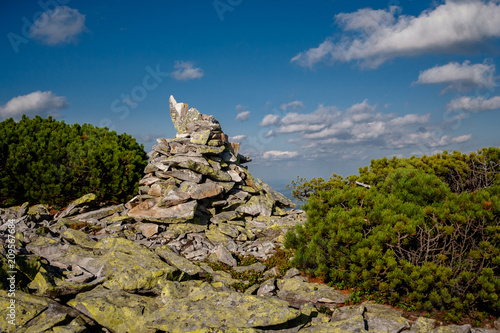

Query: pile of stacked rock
left=127, top=96, right=299, bottom=253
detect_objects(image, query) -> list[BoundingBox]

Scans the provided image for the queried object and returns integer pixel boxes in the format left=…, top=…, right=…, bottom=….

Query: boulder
left=277, top=278, right=349, bottom=307
left=152, top=284, right=301, bottom=330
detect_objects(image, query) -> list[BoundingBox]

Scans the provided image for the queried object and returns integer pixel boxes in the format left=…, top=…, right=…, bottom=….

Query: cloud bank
left=292, top=0, right=500, bottom=68
left=447, top=95, right=500, bottom=112
left=259, top=100, right=470, bottom=159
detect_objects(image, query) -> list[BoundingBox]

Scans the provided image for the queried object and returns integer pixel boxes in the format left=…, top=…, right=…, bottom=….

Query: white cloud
left=31, top=6, right=86, bottom=45
left=292, top=1, right=500, bottom=68
left=235, top=104, right=247, bottom=112
left=259, top=114, right=280, bottom=127
left=281, top=104, right=340, bottom=125
left=262, top=150, right=299, bottom=160
left=229, top=135, right=247, bottom=142
left=280, top=101, right=305, bottom=111
left=0, top=91, right=68, bottom=119
left=451, top=134, right=473, bottom=143
left=390, top=113, right=430, bottom=126
left=236, top=110, right=250, bottom=122
left=171, top=61, right=204, bottom=81
left=416, top=60, right=496, bottom=93
left=268, top=99, right=467, bottom=154
left=447, top=95, right=500, bottom=111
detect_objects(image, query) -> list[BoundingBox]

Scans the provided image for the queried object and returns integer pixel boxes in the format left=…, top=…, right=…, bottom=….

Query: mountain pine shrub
left=285, top=148, right=500, bottom=320
left=0, top=116, right=148, bottom=208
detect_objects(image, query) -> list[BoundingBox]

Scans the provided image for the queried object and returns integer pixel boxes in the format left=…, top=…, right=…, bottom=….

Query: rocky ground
left=1, top=197, right=499, bottom=333
left=1, top=96, right=499, bottom=332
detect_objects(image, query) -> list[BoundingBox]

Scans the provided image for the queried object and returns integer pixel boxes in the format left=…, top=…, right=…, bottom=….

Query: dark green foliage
left=0, top=115, right=148, bottom=208
left=285, top=148, right=500, bottom=321
left=288, top=147, right=500, bottom=202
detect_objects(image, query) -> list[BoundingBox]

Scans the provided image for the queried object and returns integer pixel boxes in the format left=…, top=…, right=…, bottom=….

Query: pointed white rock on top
left=169, top=95, right=202, bottom=133
left=169, top=95, right=188, bottom=119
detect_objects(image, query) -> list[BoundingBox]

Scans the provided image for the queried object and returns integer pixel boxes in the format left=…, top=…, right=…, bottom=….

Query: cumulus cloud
left=259, top=114, right=280, bottom=127
left=171, top=61, right=204, bottom=81
left=0, top=91, right=68, bottom=119
left=415, top=60, right=496, bottom=93
left=31, top=6, right=86, bottom=45
left=292, top=1, right=500, bottom=68
left=446, top=95, right=500, bottom=111
left=236, top=111, right=250, bottom=122
left=280, top=101, right=305, bottom=111
left=262, top=150, right=299, bottom=160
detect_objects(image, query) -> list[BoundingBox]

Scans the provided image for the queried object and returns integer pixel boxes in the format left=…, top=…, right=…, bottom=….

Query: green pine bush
left=0, top=115, right=148, bottom=209
left=285, top=148, right=500, bottom=320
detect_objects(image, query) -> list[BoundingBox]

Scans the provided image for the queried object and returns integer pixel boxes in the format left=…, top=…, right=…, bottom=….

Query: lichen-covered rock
left=277, top=278, right=349, bottom=306
left=205, top=227, right=232, bottom=246
left=178, top=159, right=232, bottom=181
left=191, top=129, right=211, bottom=144
left=55, top=193, right=98, bottom=219
left=259, top=179, right=296, bottom=209
left=363, top=301, right=410, bottom=333
left=69, top=204, right=125, bottom=221
left=301, top=314, right=366, bottom=333
left=128, top=198, right=197, bottom=223
left=151, top=285, right=301, bottom=330
left=169, top=95, right=203, bottom=134
left=61, top=228, right=97, bottom=249
left=411, top=317, right=437, bottom=333
left=0, top=290, right=48, bottom=332
left=155, top=245, right=204, bottom=276
left=94, top=237, right=182, bottom=290
left=162, top=168, right=203, bottom=183
left=429, top=325, right=472, bottom=333
left=68, top=285, right=159, bottom=333
left=236, top=195, right=273, bottom=216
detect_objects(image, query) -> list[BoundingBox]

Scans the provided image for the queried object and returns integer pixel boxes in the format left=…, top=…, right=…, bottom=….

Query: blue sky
left=1, top=0, right=500, bottom=192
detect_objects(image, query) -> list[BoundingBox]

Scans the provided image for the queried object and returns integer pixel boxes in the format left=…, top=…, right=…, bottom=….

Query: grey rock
left=55, top=193, right=98, bottom=219
left=137, top=223, right=158, bottom=238
left=187, top=182, right=224, bottom=200
left=215, top=244, right=237, bottom=267
left=363, top=301, right=410, bottom=333
left=283, top=267, right=301, bottom=279
left=411, top=316, right=437, bottom=333
left=257, top=278, right=276, bottom=296
left=277, top=278, right=349, bottom=307
left=429, top=325, right=472, bottom=333
left=169, top=95, right=203, bottom=134
left=161, top=169, right=203, bottom=183
left=234, top=262, right=267, bottom=273
left=128, top=199, right=197, bottom=223
left=158, top=187, right=191, bottom=207
left=236, top=194, right=273, bottom=217
left=155, top=245, right=204, bottom=275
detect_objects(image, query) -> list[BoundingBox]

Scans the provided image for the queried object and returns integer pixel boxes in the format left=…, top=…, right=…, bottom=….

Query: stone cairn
left=126, top=95, right=302, bottom=260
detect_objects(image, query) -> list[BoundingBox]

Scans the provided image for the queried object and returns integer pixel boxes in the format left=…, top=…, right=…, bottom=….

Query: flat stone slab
left=128, top=199, right=197, bottom=223
left=277, top=278, right=349, bottom=306
left=152, top=285, right=301, bottom=330
left=155, top=245, right=204, bottom=276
